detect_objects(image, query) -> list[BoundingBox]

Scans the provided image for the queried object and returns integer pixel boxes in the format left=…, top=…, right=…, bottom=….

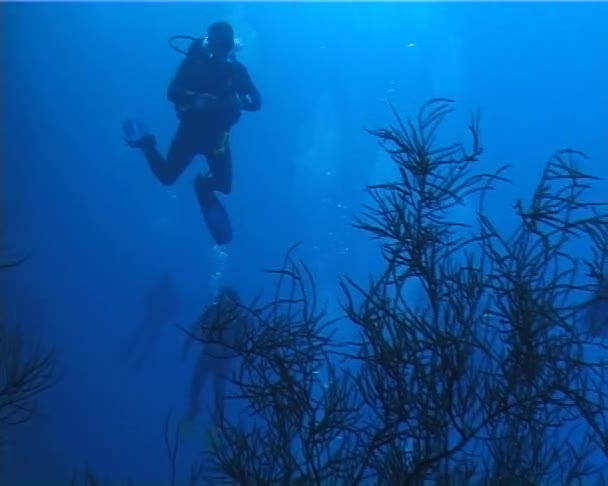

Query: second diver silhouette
left=119, top=273, right=179, bottom=369
left=180, top=286, right=244, bottom=433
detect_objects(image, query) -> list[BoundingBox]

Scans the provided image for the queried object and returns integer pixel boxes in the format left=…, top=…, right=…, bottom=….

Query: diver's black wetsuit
left=142, top=39, right=261, bottom=196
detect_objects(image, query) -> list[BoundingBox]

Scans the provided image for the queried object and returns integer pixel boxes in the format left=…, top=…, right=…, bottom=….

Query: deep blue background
left=2, top=1, right=607, bottom=483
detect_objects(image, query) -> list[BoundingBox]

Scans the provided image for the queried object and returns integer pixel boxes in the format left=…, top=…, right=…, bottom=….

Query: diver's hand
left=238, top=94, right=252, bottom=110
left=192, top=93, right=217, bottom=111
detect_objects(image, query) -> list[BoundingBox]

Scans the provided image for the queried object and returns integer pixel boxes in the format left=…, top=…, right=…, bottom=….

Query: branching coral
left=0, top=258, right=56, bottom=429
left=70, top=99, right=608, bottom=485
left=0, top=256, right=56, bottom=485
left=0, top=323, right=56, bottom=428
left=340, top=98, right=608, bottom=483
left=196, top=243, right=357, bottom=484
left=198, top=99, right=608, bottom=484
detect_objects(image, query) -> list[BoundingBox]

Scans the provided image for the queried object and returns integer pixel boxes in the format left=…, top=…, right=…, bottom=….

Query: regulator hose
left=168, top=35, right=199, bottom=55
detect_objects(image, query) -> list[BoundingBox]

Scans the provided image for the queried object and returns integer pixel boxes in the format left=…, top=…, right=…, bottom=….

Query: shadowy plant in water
left=70, top=99, right=608, bottom=484
left=0, top=254, right=56, bottom=484
left=0, top=323, right=56, bottom=428
left=199, top=99, right=608, bottom=484
left=0, top=258, right=56, bottom=429
left=198, top=243, right=355, bottom=484
left=339, top=98, right=608, bottom=483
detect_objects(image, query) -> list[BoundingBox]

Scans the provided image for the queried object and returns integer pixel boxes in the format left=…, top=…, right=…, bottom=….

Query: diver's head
left=207, top=21, right=235, bottom=59
left=218, top=286, right=240, bottom=307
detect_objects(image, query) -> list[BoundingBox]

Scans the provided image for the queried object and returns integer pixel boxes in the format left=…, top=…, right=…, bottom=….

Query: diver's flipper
left=195, top=176, right=233, bottom=245
left=122, top=118, right=155, bottom=149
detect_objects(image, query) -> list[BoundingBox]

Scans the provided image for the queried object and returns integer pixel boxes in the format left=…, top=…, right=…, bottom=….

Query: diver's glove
left=123, top=118, right=156, bottom=149
left=238, top=94, right=255, bottom=111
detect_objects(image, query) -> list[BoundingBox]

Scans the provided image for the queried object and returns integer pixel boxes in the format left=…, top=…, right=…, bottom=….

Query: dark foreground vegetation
left=0, top=254, right=57, bottom=482
left=27, top=98, right=608, bottom=484
left=0, top=254, right=56, bottom=430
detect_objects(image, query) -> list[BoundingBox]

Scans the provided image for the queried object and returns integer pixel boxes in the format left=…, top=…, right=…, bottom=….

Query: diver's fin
left=195, top=176, right=233, bottom=245
left=122, top=118, right=156, bottom=149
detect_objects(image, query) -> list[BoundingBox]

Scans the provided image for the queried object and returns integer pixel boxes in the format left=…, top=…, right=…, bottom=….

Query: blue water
left=2, top=1, right=607, bottom=483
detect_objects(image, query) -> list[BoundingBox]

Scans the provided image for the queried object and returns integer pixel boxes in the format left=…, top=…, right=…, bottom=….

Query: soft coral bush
left=0, top=256, right=56, bottom=429
left=70, top=98, right=608, bottom=485
left=200, top=99, right=608, bottom=484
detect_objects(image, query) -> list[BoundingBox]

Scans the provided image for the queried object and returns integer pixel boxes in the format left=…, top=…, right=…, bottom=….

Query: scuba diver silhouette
left=180, top=286, right=245, bottom=429
left=123, top=21, right=261, bottom=245
left=118, top=273, right=179, bottom=368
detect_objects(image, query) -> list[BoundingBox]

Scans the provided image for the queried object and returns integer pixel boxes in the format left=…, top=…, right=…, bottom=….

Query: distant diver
left=118, top=273, right=179, bottom=368
left=181, top=287, right=245, bottom=430
left=123, top=21, right=262, bottom=245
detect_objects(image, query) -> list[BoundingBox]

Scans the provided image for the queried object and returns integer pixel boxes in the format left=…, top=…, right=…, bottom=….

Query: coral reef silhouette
left=73, top=99, right=608, bottom=484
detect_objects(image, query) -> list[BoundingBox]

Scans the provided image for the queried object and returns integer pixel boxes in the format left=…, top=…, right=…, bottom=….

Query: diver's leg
left=137, top=321, right=163, bottom=368
left=124, top=119, right=196, bottom=186
left=143, top=125, right=197, bottom=186
left=186, top=353, right=211, bottom=421
left=209, top=354, right=232, bottom=415
left=196, top=131, right=232, bottom=195
left=212, top=373, right=227, bottom=412
left=192, top=130, right=234, bottom=244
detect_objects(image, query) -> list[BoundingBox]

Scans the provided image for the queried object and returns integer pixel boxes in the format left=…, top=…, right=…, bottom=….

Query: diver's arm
left=235, top=64, right=261, bottom=112
left=168, top=40, right=208, bottom=107
left=167, top=61, right=196, bottom=106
